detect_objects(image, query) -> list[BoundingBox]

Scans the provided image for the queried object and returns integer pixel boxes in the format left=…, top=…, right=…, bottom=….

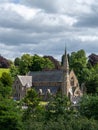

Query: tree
left=0, top=72, right=12, bottom=87
left=30, top=54, right=54, bottom=71
left=0, top=74, right=23, bottom=129
left=22, top=88, right=45, bottom=130
left=22, top=88, right=44, bottom=120
left=69, top=49, right=87, bottom=84
left=14, top=57, right=21, bottom=66
left=86, top=74, right=98, bottom=94
left=10, top=65, right=19, bottom=80
left=85, top=64, right=98, bottom=95
left=0, top=98, right=23, bottom=130
left=0, top=55, right=10, bottom=68
left=45, top=94, right=71, bottom=120
left=19, top=54, right=32, bottom=75
left=88, top=53, right=98, bottom=66
left=0, top=81, right=11, bottom=98
left=18, top=54, right=55, bottom=75
left=79, top=95, right=98, bottom=120
left=44, top=56, right=61, bottom=70
left=0, top=72, right=12, bottom=98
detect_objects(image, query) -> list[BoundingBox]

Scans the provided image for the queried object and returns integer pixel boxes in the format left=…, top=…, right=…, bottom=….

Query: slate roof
left=28, top=70, right=63, bottom=82
left=18, top=75, right=32, bottom=87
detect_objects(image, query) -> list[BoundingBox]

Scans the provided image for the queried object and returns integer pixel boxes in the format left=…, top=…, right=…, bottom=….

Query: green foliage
left=0, top=72, right=12, bottom=98
left=0, top=81, right=11, bottom=98
left=43, top=116, right=98, bottom=130
left=22, top=88, right=45, bottom=130
left=86, top=74, right=98, bottom=94
left=22, top=88, right=44, bottom=121
left=79, top=95, right=98, bottom=120
left=45, top=94, right=72, bottom=121
left=17, top=54, right=55, bottom=75
left=22, top=93, right=98, bottom=130
left=85, top=64, right=98, bottom=95
left=69, top=49, right=87, bottom=84
left=30, top=54, right=54, bottom=71
left=22, top=90, right=98, bottom=130
left=0, top=98, right=23, bottom=130
left=0, top=72, right=12, bottom=87
left=14, top=57, right=21, bottom=66
left=0, top=68, right=9, bottom=77
left=19, top=54, right=32, bottom=75
left=23, top=88, right=39, bottom=107
left=0, top=71, right=23, bottom=129
left=10, top=65, right=19, bottom=80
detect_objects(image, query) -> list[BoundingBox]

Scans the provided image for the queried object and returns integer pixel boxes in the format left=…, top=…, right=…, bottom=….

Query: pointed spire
left=62, top=46, right=70, bottom=96
left=64, top=43, right=67, bottom=55
left=62, top=46, right=69, bottom=72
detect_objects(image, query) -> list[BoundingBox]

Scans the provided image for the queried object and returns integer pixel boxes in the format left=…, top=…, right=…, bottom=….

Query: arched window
left=47, top=89, right=51, bottom=94
left=39, top=89, right=43, bottom=95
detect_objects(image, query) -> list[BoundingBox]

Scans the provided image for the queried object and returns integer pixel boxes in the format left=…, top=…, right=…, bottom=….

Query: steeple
left=62, top=48, right=70, bottom=96
left=62, top=47, right=69, bottom=72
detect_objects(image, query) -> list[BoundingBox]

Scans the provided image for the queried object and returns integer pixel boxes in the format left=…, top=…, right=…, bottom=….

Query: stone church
left=13, top=49, right=82, bottom=103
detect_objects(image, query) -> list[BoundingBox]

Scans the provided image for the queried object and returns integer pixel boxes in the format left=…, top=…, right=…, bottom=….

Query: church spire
left=62, top=47, right=70, bottom=96
left=65, top=46, right=67, bottom=56
left=62, top=47, right=69, bottom=72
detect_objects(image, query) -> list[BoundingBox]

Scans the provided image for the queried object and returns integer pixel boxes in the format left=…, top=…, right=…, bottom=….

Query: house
left=13, top=49, right=82, bottom=102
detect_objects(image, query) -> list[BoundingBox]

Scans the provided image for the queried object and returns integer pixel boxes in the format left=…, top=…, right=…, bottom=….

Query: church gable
left=69, top=70, right=82, bottom=97
left=69, top=70, right=79, bottom=87
left=13, top=75, right=32, bottom=100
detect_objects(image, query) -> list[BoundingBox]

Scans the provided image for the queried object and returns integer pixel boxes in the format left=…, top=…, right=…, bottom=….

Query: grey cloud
left=21, top=0, right=59, bottom=13
left=74, top=2, right=98, bottom=28
left=74, top=13, right=98, bottom=28
left=1, top=35, right=98, bottom=61
left=0, top=0, right=98, bottom=60
left=0, top=7, right=71, bottom=46
left=0, top=14, right=67, bottom=34
left=0, top=6, right=69, bottom=35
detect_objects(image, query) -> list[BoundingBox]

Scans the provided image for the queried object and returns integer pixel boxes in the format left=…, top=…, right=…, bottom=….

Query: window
left=39, top=89, right=42, bottom=94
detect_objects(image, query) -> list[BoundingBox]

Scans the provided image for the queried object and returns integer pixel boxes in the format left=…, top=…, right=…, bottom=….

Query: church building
left=13, top=49, right=82, bottom=103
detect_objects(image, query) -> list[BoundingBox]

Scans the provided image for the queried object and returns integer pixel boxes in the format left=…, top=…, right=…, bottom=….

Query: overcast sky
left=0, top=0, right=98, bottom=61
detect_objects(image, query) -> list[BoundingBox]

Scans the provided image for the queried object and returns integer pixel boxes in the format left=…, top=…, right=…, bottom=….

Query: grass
left=0, top=68, right=10, bottom=77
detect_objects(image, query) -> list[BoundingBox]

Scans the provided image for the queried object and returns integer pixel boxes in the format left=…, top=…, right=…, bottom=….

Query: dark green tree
left=0, top=74, right=23, bottom=129
left=30, top=54, right=54, bottom=71
left=85, top=64, right=98, bottom=95
left=22, top=88, right=44, bottom=120
left=19, top=54, right=32, bottom=75
left=0, top=81, right=11, bottom=98
left=10, top=65, right=19, bottom=80
left=45, top=94, right=71, bottom=120
left=0, top=98, right=23, bottom=130
left=79, top=95, right=98, bottom=120
left=86, top=74, right=98, bottom=94
left=69, top=49, right=88, bottom=84
left=0, top=72, right=12, bottom=87
left=14, top=57, right=21, bottom=66
left=22, top=88, right=45, bottom=130
left=18, top=54, right=54, bottom=75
